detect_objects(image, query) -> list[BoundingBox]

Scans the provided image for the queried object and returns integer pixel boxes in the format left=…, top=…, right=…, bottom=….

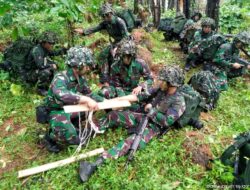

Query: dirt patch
left=87, top=38, right=108, bottom=51
left=132, top=28, right=154, bottom=51
left=0, top=143, right=45, bottom=177
left=0, top=117, right=26, bottom=139
left=137, top=45, right=153, bottom=67
left=200, top=112, right=215, bottom=122
left=183, top=131, right=213, bottom=169
left=243, top=74, right=250, bottom=83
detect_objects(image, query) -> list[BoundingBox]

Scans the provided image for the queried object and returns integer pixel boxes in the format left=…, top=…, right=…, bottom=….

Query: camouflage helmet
left=234, top=31, right=250, bottom=45
left=158, top=65, right=185, bottom=87
left=191, top=11, right=202, bottom=20
left=201, top=17, right=215, bottom=28
left=100, top=3, right=114, bottom=16
left=119, top=39, right=137, bottom=56
left=39, top=31, right=58, bottom=44
left=66, top=46, right=94, bottom=68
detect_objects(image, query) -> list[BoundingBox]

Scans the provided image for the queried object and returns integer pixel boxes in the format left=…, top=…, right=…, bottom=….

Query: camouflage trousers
left=99, top=110, right=160, bottom=159
left=25, top=68, right=54, bottom=89
left=48, top=110, right=80, bottom=145
left=97, top=45, right=114, bottom=84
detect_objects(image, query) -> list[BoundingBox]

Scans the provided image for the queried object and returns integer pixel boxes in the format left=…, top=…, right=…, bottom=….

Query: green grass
left=0, top=29, right=250, bottom=190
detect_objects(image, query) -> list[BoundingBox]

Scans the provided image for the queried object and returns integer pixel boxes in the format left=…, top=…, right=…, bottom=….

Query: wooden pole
left=18, top=148, right=104, bottom=178
left=63, top=100, right=131, bottom=113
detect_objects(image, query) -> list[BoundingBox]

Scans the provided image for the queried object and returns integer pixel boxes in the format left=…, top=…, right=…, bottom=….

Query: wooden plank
left=18, top=148, right=104, bottom=179
left=64, top=100, right=131, bottom=113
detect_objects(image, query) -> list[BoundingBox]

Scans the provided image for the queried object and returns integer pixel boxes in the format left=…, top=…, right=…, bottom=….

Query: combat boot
left=188, top=118, right=204, bottom=129
left=79, top=156, right=105, bottom=182
left=43, top=134, right=61, bottom=153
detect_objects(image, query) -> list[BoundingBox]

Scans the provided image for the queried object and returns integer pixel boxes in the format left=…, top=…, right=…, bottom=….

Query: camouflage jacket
left=45, top=68, right=103, bottom=109
left=213, top=42, right=239, bottom=69
left=189, top=30, right=215, bottom=50
left=110, top=58, right=153, bottom=93
left=180, top=19, right=201, bottom=42
left=139, top=88, right=186, bottom=128
left=83, top=16, right=129, bottom=44
left=25, top=44, right=65, bottom=71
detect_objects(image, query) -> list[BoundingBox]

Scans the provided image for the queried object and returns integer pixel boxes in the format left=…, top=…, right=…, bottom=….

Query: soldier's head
left=158, top=65, right=184, bottom=91
left=100, top=3, right=114, bottom=22
left=201, top=18, right=215, bottom=33
left=66, top=46, right=95, bottom=76
left=39, top=31, right=58, bottom=51
left=191, top=12, right=202, bottom=22
left=233, top=31, right=250, bottom=49
left=119, top=39, right=137, bottom=65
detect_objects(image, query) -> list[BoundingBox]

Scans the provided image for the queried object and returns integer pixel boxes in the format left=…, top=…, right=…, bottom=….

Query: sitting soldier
left=79, top=66, right=187, bottom=182
left=99, top=39, right=153, bottom=103
left=185, top=17, right=216, bottom=71
left=74, top=3, right=130, bottom=86
left=41, top=47, right=103, bottom=153
left=212, top=31, right=250, bottom=91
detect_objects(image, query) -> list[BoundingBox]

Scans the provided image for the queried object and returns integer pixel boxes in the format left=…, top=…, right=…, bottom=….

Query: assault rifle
left=125, top=115, right=149, bottom=168
left=232, top=55, right=250, bottom=68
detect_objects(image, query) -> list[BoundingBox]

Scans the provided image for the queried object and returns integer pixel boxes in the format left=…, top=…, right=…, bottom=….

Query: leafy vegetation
left=0, top=0, right=250, bottom=189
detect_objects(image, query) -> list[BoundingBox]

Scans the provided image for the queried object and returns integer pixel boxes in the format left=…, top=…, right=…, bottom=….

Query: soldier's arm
left=139, top=60, right=153, bottom=89
left=117, top=17, right=130, bottom=37
left=48, top=48, right=67, bottom=57
left=32, top=47, right=51, bottom=69
left=147, top=95, right=186, bottom=128
left=82, top=22, right=105, bottom=36
left=213, top=47, right=232, bottom=68
left=110, top=62, right=123, bottom=88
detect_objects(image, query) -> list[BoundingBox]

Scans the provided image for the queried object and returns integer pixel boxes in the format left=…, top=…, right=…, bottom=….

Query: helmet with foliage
left=234, top=31, right=250, bottom=45
left=118, top=39, right=137, bottom=57
left=158, top=65, right=185, bottom=87
left=66, top=46, right=94, bottom=68
left=100, top=3, right=114, bottom=16
left=201, top=17, right=215, bottom=28
left=39, top=31, right=58, bottom=44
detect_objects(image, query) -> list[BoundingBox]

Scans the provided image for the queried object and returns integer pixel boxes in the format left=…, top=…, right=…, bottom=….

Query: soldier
left=42, top=47, right=103, bottom=153
left=74, top=3, right=130, bottom=85
left=179, top=11, right=202, bottom=53
left=212, top=31, right=250, bottom=91
left=98, top=39, right=153, bottom=106
left=184, top=17, right=216, bottom=71
left=23, top=31, right=67, bottom=96
left=79, top=66, right=186, bottom=182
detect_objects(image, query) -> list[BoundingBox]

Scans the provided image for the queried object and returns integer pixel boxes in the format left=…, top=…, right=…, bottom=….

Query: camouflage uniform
left=98, top=40, right=153, bottom=105
left=23, top=31, right=66, bottom=90
left=82, top=3, right=130, bottom=84
left=185, top=18, right=216, bottom=70
left=100, top=66, right=186, bottom=159
left=44, top=47, right=103, bottom=145
left=212, top=32, right=250, bottom=90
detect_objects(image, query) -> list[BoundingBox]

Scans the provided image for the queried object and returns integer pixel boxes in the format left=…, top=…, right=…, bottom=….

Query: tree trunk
left=183, top=0, right=190, bottom=18
left=152, top=0, right=161, bottom=27
left=134, top=0, right=139, bottom=14
left=168, top=0, right=175, bottom=9
left=176, top=0, right=180, bottom=12
left=162, top=0, right=166, bottom=13
left=206, top=0, right=220, bottom=31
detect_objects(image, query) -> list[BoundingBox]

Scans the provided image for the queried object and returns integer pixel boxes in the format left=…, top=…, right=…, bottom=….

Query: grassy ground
left=0, top=30, right=250, bottom=190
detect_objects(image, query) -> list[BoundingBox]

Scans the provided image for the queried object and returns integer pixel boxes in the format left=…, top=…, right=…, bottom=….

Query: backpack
left=176, top=84, right=203, bottom=128
left=158, top=18, right=173, bottom=32
left=116, top=9, right=136, bottom=32
left=171, top=15, right=187, bottom=35
left=201, top=34, right=227, bottom=60
left=189, top=71, right=220, bottom=111
left=221, top=132, right=250, bottom=187
left=3, top=38, right=35, bottom=75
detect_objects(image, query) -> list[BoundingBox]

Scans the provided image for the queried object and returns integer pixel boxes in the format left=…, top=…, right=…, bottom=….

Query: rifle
left=125, top=115, right=149, bottom=169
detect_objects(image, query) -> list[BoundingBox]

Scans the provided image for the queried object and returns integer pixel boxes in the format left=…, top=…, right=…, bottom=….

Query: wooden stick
left=18, top=148, right=104, bottom=179
left=64, top=100, right=131, bottom=113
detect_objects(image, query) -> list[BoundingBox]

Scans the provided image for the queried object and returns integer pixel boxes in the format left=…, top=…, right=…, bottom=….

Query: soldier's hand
left=144, top=103, right=152, bottom=112
left=132, top=86, right=142, bottom=95
left=87, top=99, right=99, bottom=111
left=74, top=28, right=84, bottom=35
left=103, top=82, right=110, bottom=87
left=233, top=63, right=242, bottom=69
left=52, top=64, right=57, bottom=70
left=247, top=65, right=250, bottom=70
